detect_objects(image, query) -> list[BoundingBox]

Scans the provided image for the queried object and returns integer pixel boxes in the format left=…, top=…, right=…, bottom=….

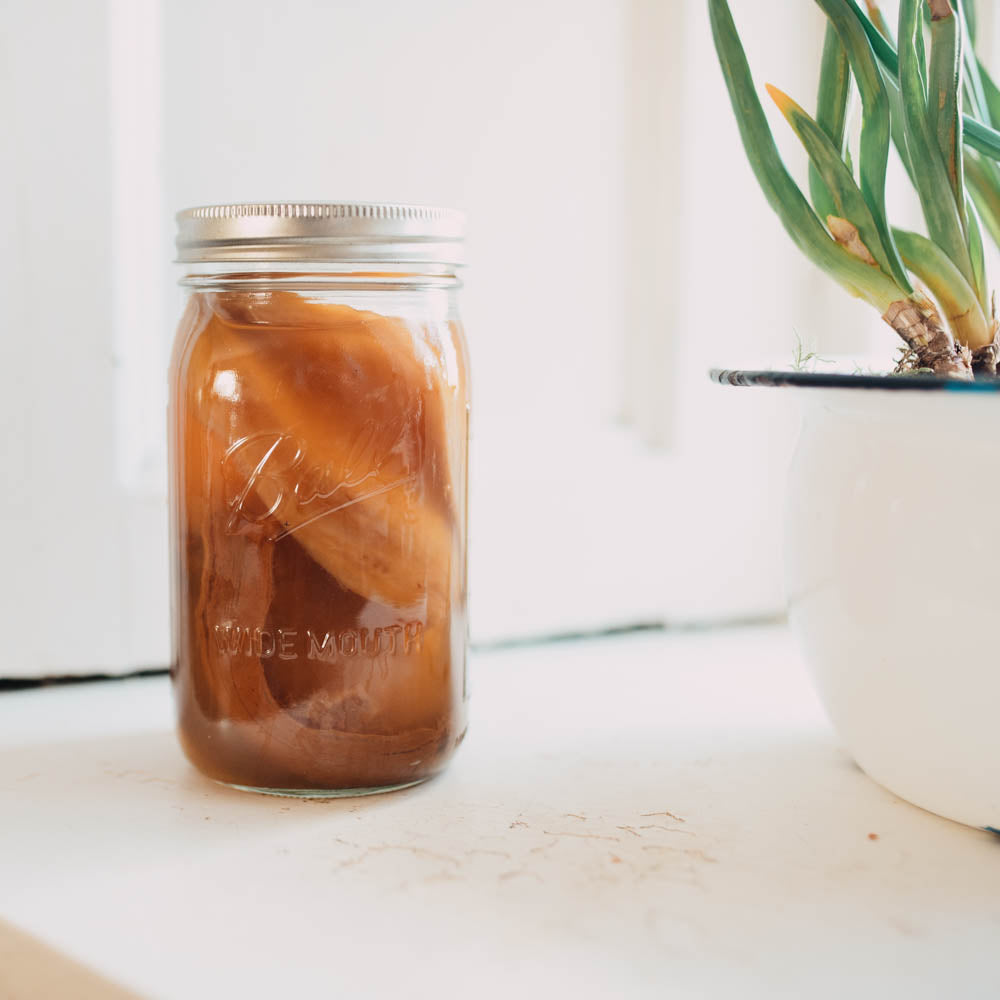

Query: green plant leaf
left=978, top=60, right=1000, bottom=126
left=927, top=1, right=964, bottom=212
left=898, top=0, right=976, bottom=288
left=954, top=0, right=988, bottom=120
left=769, top=84, right=909, bottom=288
left=815, top=0, right=910, bottom=288
left=967, top=154, right=1000, bottom=249
left=809, top=24, right=852, bottom=222
left=963, top=0, right=977, bottom=45
left=965, top=191, right=989, bottom=312
left=845, top=0, right=899, bottom=73
left=865, top=6, right=918, bottom=180
left=708, top=0, right=904, bottom=310
left=893, top=226, right=992, bottom=347
left=863, top=0, right=894, bottom=43
left=965, top=118, right=1000, bottom=160
left=883, top=67, right=917, bottom=181
left=844, top=0, right=1000, bottom=162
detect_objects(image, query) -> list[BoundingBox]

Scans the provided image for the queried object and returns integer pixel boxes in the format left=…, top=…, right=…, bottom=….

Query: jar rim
left=175, top=201, right=466, bottom=266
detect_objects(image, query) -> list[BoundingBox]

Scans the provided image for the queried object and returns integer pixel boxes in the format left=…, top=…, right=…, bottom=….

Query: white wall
left=161, top=0, right=628, bottom=440
left=1, top=1, right=166, bottom=674
left=3, top=0, right=944, bottom=675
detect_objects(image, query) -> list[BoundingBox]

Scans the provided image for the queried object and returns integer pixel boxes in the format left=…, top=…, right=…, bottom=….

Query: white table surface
left=1, top=625, right=998, bottom=999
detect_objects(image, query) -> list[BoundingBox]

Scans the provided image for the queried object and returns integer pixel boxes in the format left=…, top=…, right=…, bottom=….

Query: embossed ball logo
left=221, top=425, right=416, bottom=541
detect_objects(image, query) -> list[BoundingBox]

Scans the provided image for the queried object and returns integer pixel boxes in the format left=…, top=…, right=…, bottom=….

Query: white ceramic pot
left=783, top=379, right=1000, bottom=830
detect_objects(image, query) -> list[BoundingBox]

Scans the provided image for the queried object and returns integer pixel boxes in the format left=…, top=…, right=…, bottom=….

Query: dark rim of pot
left=710, top=368, right=1000, bottom=392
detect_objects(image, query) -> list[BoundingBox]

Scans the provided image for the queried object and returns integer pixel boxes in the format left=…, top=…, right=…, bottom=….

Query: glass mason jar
left=168, top=203, right=469, bottom=796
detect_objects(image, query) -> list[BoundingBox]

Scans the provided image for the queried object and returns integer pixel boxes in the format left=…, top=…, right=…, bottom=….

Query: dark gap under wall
left=0, top=613, right=788, bottom=691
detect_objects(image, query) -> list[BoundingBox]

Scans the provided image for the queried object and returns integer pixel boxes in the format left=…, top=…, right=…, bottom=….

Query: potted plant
left=710, top=0, right=1000, bottom=831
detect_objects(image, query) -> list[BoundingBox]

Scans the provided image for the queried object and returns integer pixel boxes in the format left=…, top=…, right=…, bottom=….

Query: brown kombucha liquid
left=168, top=288, right=469, bottom=791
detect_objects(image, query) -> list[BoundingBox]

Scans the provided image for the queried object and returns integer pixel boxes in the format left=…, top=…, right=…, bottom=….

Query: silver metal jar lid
left=175, top=202, right=466, bottom=265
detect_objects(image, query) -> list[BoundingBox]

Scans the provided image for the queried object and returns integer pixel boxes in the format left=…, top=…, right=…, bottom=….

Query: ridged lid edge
left=175, top=201, right=466, bottom=264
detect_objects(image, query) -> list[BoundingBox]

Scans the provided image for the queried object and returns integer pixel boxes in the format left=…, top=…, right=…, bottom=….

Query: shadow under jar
left=168, top=203, right=470, bottom=796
